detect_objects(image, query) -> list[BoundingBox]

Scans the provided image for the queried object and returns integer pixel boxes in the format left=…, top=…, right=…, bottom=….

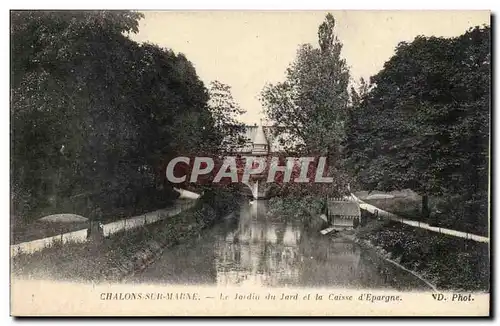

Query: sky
left=129, top=11, right=490, bottom=124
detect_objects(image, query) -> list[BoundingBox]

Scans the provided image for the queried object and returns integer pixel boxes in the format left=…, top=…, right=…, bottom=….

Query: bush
left=195, top=188, right=242, bottom=225
left=358, top=221, right=489, bottom=291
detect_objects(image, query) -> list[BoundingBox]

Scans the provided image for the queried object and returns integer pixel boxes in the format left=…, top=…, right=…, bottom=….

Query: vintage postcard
left=10, top=10, right=491, bottom=316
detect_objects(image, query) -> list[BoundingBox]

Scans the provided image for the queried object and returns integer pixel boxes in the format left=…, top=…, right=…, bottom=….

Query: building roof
left=228, top=124, right=297, bottom=153
left=253, top=123, right=268, bottom=146
left=327, top=200, right=361, bottom=217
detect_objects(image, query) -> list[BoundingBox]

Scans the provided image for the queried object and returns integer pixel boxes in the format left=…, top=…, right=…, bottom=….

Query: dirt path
left=10, top=198, right=197, bottom=257
left=350, top=194, right=489, bottom=243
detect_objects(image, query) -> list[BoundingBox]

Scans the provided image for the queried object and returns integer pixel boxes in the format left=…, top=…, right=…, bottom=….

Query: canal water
left=133, top=200, right=430, bottom=290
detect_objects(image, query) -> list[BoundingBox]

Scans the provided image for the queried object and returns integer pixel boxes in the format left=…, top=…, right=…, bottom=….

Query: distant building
left=326, top=198, right=361, bottom=230
left=251, top=123, right=269, bottom=155
left=234, top=122, right=299, bottom=154
left=223, top=119, right=304, bottom=155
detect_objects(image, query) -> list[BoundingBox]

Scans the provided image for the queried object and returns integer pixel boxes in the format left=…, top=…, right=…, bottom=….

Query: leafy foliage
left=10, top=11, right=239, bottom=224
left=261, top=13, right=350, bottom=158
left=345, top=26, right=490, bottom=223
left=260, top=13, right=350, bottom=196
left=207, top=81, right=247, bottom=152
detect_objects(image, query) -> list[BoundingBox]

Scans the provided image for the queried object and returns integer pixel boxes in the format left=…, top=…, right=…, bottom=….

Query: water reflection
left=136, top=200, right=429, bottom=290
left=216, top=201, right=366, bottom=288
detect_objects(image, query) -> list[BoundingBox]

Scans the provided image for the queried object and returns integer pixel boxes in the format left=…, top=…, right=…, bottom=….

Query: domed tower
left=251, top=121, right=269, bottom=156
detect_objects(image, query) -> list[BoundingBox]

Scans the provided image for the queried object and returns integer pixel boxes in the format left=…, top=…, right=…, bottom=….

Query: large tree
left=11, top=11, right=146, bottom=219
left=261, top=13, right=350, bottom=159
left=10, top=11, right=224, bottom=222
left=131, top=43, right=214, bottom=188
left=260, top=14, right=350, bottom=196
left=345, top=26, right=490, bottom=221
left=207, top=80, right=246, bottom=153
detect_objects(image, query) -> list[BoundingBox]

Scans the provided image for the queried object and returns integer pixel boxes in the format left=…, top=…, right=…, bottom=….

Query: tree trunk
left=422, top=194, right=430, bottom=219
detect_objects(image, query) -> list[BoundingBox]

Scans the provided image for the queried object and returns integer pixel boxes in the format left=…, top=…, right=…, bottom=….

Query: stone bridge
left=233, top=123, right=287, bottom=200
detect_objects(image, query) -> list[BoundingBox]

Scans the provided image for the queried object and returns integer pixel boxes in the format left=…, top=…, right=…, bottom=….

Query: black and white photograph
left=9, top=10, right=491, bottom=316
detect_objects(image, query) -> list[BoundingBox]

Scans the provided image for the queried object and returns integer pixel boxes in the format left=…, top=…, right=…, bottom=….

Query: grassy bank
left=266, top=194, right=489, bottom=291
left=354, top=217, right=490, bottom=291
left=358, top=191, right=488, bottom=237
left=11, top=189, right=241, bottom=283
left=11, top=186, right=181, bottom=244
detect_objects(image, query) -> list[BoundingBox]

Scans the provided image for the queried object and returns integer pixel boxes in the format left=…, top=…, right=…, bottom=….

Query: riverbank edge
left=266, top=196, right=476, bottom=291
left=106, top=206, right=206, bottom=282
left=11, top=197, right=239, bottom=283
left=337, top=232, right=438, bottom=291
left=346, top=216, right=489, bottom=292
